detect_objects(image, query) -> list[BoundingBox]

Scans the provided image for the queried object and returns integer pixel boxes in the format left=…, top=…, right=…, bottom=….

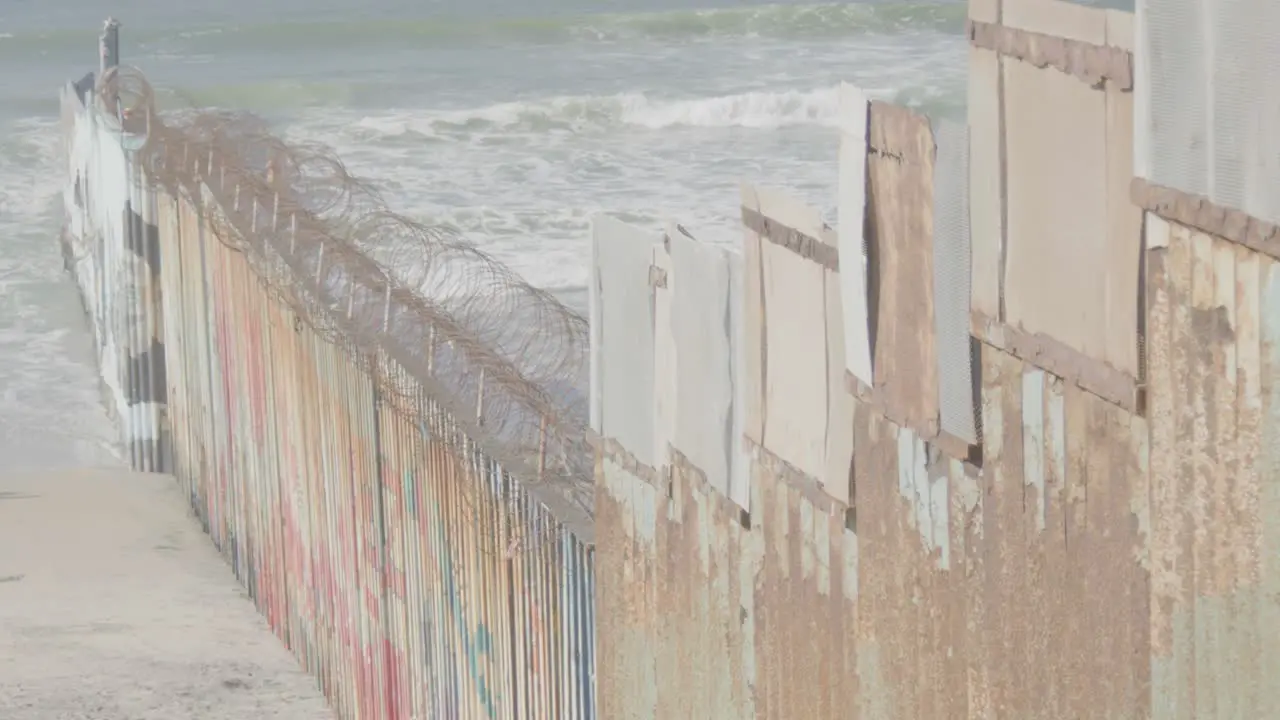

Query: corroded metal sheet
left=866, top=102, right=940, bottom=437
left=1146, top=217, right=1279, bottom=719
left=852, top=342, right=1150, bottom=719
left=595, top=448, right=857, bottom=720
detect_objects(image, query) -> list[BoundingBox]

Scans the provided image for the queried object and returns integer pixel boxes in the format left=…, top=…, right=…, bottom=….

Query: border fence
left=59, top=1, right=1280, bottom=718
left=62, top=17, right=595, bottom=720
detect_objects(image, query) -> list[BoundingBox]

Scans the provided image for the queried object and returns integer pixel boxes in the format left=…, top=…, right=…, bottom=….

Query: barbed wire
left=97, top=66, right=595, bottom=536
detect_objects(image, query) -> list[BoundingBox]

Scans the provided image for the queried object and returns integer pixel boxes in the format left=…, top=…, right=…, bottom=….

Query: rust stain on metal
left=647, top=264, right=668, bottom=288
left=971, top=311, right=1142, bottom=413
left=967, top=19, right=1133, bottom=89
left=740, top=206, right=839, bottom=272
left=844, top=370, right=979, bottom=464
left=1146, top=221, right=1276, bottom=719
left=842, top=340, right=1151, bottom=719
left=866, top=101, right=940, bottom=441
left=1132, top=177, right=1280, bottom=262
left=595, top=443, right=857, bottom=719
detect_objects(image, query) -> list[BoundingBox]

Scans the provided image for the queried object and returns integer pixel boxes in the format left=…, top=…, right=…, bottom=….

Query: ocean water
left=0, top=0, right=1128, bottom=469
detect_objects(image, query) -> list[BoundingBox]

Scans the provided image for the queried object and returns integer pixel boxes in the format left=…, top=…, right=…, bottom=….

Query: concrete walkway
left=0, top=468, right=333, bottom=719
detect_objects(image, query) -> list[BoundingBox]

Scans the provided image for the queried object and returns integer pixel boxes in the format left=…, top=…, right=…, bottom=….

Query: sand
left=0, top=467, right=333, bottom=719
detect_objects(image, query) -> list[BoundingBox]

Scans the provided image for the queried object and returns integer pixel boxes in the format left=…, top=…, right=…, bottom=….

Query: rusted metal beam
left=740, top=206, right=839, bottom=272
left=971, top=311, right=1143, bottom=413
left=968, top=19, right=1133, bottom=89
left=1132, top=177, right=1280, bottom=262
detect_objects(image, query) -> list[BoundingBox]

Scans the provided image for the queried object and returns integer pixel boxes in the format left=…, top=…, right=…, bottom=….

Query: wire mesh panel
left=1138, top=0, right=1209, bottom=197
left=931, top=119, right=978, bottom=445
left=1212, top=0, right=1280, bottom=222
left=1139, top=0, right=1280, bottom=222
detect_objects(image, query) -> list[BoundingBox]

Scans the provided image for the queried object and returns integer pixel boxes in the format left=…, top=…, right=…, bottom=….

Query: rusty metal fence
left=60, top=29, right=595, bottom=720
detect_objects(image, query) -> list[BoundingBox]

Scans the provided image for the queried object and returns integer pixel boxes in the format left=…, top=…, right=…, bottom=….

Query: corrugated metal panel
left=1138, top=0, right=1280, bottom=222
left=852, top=342, right=1150, bottom=719
left=852, top=402, right=974, bottom=719
left=1210, top=0, right=1280, bottom=222
left=594, top=449, right=857, bottom=720
left=1146, top=216, right=1280, bottom=719
left=1259, top=253, right=1280, bottom=719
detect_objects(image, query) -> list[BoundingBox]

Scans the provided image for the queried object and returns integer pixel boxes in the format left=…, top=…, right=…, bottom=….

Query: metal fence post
left=99, top=18, right=120, bottom=77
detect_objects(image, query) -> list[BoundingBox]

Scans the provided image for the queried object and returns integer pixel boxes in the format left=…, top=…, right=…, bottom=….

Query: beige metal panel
left=742, top=184, right=832, bottom=482
left=727, top=249, right=752, bottom=512
left=652, top=238, right=677, bottom=469
left=740, top=183, right=767, bottom=445
left=1106, top=9, right=1136, bottom=52
left=1147, top=220, right=1194, bottom=719
left=590, top=216, right=659, bottom=467
left=837, top=83, right=874, bottom=387
left=969, top=0, right=1001, bottom=24
left=1104, top=80, right=1144, bottom=377
left=760, top=230, right=829, bottom=480
left=1233, top=244, right=1264, bottom=719
left=824, top=262, right=854, bottom=506
left=669, top=227, right=736, bottom=500
left=968, top=46, right=1004, bottom=322
left=1256, top=253, right=1280, bottom=719
left=1002, top=58, right=1111, bottom=367
left=1002, top=0, right=1108, bottom=45
left=750, top=184, right=828, bottom=240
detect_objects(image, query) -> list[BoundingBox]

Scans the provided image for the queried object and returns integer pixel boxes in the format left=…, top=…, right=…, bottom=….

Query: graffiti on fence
left=434, top=488, right=498, bottom=718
